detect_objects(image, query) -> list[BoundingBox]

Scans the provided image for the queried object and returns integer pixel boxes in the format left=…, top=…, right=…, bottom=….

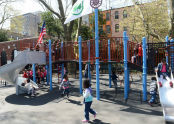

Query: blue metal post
left=95, top=8, right=100, bottom=100
left=61, top=41, right=64, bottom=80
left=108, top=39, right=112, bottom=88
left=61, top=64, right=64, bottom=79
left=33, top=64, right=36, bottom=82
left=78, top=36, right=82, bottom=94
left=49, top=39, right=52, bottom=91
left=166, top=36, right=169, bottom=64
left=32, top=41, right=36, bottom=83
left=87, top=41, right=91, bottom=82
left=128, top=68, right=130, bottom=92
left=46, top=65, right=49, bottom=85
left=142, top=37, right=147, bottom=101
left=123, top=31, right=128, bottom=100
left=171, top=39, right=174, bottom=71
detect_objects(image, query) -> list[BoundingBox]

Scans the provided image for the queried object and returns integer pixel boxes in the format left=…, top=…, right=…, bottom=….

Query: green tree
left=168, top=0, right=174, bottom=38
left=89, top=10, right=106, bottom=38
left=0, top=30, right=8, bottom=42
left=41, top=11, right=63, bottom=38
left=38, top=0, right=77, bottom=41
left=79, top=25, right=92, bottom=40
left=121, top=0, right=169, bottom=42
left=10, top=15, right=24, bottom=33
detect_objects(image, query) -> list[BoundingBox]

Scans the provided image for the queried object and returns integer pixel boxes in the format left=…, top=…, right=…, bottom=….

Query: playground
left=0, top=31, right=173, bottom=124
left=0, top=74, right=164, bottom=124
left=0, top=0, right=174, bottom=123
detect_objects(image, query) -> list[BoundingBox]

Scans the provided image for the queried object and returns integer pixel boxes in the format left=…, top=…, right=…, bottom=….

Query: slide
left=0, top=50, right=46, bottom=84
left=156, top=72, right=174, bottom=122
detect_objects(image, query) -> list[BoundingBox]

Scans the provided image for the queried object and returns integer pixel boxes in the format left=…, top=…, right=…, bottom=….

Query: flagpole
left=94, top=8, right=100, bottom=100
left=35, top=21, right=46, bottom=48
left=90, top=0, right=102, bottom=100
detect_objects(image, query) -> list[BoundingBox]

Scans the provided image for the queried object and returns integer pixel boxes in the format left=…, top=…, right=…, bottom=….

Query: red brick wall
left=111, top=7, right=131, bottom=37
left=0, top=38, right=37, bottom=65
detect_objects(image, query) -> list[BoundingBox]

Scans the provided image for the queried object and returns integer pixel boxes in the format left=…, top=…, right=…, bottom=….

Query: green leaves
left=0, top=30, right=8, bottom=42
left=41, top=12, right=63, bottom=38
left=121, top=0, right=169, bottom=42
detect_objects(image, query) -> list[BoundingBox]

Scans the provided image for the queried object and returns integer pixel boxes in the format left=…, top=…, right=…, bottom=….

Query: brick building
left=89, top=7, right=129, bottom=38
left=111, top=7, right=128, bottom=37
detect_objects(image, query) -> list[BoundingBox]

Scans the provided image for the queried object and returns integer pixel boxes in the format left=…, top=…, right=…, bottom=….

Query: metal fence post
left=142, top=37, right=147, bottom=101
left=49, top=39, right=52, bottom=91
left=88, top=40, right=91, bottom=82
left=108, top=39, right=112, bottom=88
left=123, top=31, right=128, bottom=100
left=79, top=36, right=82, bottom=94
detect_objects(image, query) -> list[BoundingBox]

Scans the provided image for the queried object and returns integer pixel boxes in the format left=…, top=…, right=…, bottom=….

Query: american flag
left=37, top=21, right=46, bottom=44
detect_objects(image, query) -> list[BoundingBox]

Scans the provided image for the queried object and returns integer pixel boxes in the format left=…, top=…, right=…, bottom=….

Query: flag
left=64, top=0, right=93, bottom=24
left=37, top=21, right=46, bottom=44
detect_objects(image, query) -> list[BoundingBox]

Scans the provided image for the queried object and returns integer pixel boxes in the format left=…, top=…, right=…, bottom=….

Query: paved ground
left=0, top=74, right=168, bottom=124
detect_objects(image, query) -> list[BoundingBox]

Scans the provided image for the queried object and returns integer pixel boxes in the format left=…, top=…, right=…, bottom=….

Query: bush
left=0, top=30, right=8, bottom=42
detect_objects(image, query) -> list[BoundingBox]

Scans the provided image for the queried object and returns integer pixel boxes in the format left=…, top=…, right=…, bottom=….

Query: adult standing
left=1, top=48, right=7, bottom=66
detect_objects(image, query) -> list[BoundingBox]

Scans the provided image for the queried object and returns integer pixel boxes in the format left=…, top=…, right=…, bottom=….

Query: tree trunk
left=39, top=0, right=77, bottom=41
left=169, top=0, right=174, bottom=37
left=75, top=17, right=82, bottom=41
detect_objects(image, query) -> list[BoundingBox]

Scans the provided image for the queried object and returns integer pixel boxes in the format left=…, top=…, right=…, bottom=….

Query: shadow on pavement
left=89, top=119, right=110, bottom=124
left=5, top=87, right=61, bottom=106
left=5, top=82, right=82, bottom=106
left=66, top=98, right=83, bottom=106
left=5, top=79, right=163, bottom=117
left=120, top=106, right=163, bottom=116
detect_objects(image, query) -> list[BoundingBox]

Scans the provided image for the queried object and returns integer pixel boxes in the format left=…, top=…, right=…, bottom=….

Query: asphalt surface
left=0, top=74, right=167, bottom=124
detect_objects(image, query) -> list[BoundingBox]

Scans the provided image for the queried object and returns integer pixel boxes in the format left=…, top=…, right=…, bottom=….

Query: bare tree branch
left=65, top=0, right=72, bottom=16
left=38, top=0, right=61, bottom=19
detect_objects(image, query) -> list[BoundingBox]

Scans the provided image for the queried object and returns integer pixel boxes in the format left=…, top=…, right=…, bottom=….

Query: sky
left=10, top=0, right=154, bottom=15
left=11, top=0, right=45, bottom=14
left=3, top=0, right=154, bottom=29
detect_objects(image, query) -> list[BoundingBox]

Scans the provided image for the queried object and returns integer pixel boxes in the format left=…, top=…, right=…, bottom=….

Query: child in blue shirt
left=82, top=79, right=96, bottom=123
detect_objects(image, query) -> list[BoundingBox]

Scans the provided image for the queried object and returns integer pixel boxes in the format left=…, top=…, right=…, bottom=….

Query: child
left=23, top=78, right=38, bottom=96
left=156, top=58, right=169, bottom=79
left=23, top=69, right=28, bottom=78
left=84, top=64, right=88, bottom=78
left=148, top=77, right=157, bottom=106
left=111, top=70, right=118, bottom=88
left=59, top=74, right=70, bottom=98
left=82, top=79, right=96, bottom=123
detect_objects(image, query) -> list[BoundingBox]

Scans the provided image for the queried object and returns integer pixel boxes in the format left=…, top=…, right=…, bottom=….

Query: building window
left=115, top=24, right=119, bottom=32
left=123, top=10, right=127, bottom=18
left=106, top=25, right=111, bottom=33
left=106, top=12, right=110, bottom=21
left=99, top=26, right=103, bottom=34
left=115, top=11, right=119, bottom=19
left=123, top=27, right=127, bottom=31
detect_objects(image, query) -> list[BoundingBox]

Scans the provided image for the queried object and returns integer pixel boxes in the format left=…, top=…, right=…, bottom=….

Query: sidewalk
left=0, top=75, right=164, bottom=124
